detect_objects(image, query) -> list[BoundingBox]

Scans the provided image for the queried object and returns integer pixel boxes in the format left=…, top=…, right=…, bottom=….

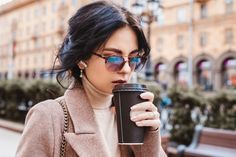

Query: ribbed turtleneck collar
left=82, top=76, right=113, bottom=109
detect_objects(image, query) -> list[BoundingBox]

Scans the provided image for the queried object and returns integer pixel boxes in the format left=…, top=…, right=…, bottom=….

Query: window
left=18, top=12, right=22, bottom=22
left=177, top=35, right=184, bottom=49
left=61, top=0, right=66, bottom=4
left=72, top=0, right=78, bottom=5
left=51, top=36, right=54, bottom=45
left=26, top=26, right=31, bottom=36
left=42, top=38, right=45, bottom=48
left=35, top=38, right=41, bottom=49
left=200, top=4, right=207, bottom=19
left=175, top=62, right=188, bottom=86
left=25, top=57, right=29, bottom=66
left=34, top=25, right=39, bottom=36
left=121, top=0, right=129, bottom=8
left=27, top=10, right=31, bottom=21
left=200, top=32, right=208, bottom=47
left=26, top=41, right=30, bottom=50
left=197, top=60, right=213, bottom=91
left=51, top=3, right=57, bottom=12
left=42, top=22, right=46, bottom=32
left=223, top=58, right=236, bottom=88
left=18, top=58, right=22, bottom=68
left=155, top=63, right=167, bottom=88
left=34, top=55, right=38, bottom=66
left=225, top=28, right=234, bottom=44
left=51, top=20, right=55, bottom=29
left=157, top=8, right=164, bottom=25
left=157, top=38, right=163, bottom=52
left=42, top=5, right=47, bottom=15
left=177, top=8, right=187, bottom=23
left=35, top=7, right=40, bottom=17
left=41, top=54, right=45, bottom=65
left=225, top=0, right=234, bottom=14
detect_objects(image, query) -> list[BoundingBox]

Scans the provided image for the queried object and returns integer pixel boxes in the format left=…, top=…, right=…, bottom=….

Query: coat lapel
left=64, top=87, right=110, bottom=157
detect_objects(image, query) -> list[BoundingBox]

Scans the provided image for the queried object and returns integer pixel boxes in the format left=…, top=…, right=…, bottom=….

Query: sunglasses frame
left=93, top=52, right=147, bottom=72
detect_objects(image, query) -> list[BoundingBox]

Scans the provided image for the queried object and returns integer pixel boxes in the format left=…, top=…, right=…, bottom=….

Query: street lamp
left=57, top=2, right=69, bottom=38
left=131, top=0, right=161, bottom=80
left=7, top=20, right=17, bottom=80
left=188, top=0, right=194, bottom=88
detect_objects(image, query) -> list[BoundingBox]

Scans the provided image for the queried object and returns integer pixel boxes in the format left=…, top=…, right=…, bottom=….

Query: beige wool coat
left=16, top=87, right=166, bottom=157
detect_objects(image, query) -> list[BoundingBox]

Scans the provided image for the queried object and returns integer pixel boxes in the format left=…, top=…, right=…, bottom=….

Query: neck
left=82, top=76, right=113, bottom=109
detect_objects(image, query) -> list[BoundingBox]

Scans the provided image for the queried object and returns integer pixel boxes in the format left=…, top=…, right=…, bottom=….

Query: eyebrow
left=103, top=48, right=140, bottom=55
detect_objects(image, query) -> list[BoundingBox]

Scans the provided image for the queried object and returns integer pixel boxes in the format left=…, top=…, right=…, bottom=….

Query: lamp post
left=188, top=0, right=194, bottom=88
left=57, top=2, right=69, bottom=38
left=131, top=0, right=161, bottom=80
left=7, top=20, right=17, bottom=80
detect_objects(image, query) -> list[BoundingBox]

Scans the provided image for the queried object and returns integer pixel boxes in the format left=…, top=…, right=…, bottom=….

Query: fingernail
left=131, top=117, right=136, bottom=121
left=140, top=93, right=145, bottom=97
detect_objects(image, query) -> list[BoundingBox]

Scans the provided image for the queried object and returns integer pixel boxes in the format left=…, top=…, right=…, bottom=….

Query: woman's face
left=84, top=26, right=139, bottom=94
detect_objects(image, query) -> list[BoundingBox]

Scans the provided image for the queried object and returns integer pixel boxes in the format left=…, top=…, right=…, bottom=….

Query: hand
left=130, top=92, right=161, bottom=131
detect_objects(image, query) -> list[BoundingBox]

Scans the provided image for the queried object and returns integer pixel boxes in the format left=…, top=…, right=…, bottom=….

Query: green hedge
left=0, top=80, right=64, bottom=123
left=205, top=91, right=236, bottom=130
left=1, top=78, right=235, bottom=145
left=168, top=85, right=236, bottom=145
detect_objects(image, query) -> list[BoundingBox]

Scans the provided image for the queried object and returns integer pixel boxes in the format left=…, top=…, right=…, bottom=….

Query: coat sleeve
left=131, top=130, right=167, bottom=157
left=15, top=102, right=55, bottom=157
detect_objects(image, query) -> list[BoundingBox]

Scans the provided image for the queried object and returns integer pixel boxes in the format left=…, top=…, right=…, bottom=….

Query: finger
left=131, top=102, right=157, bottom=112
left=140, top=92, right=154, bottom=102
left=131, top=111, right=160, bottom=122
left=135, top=119, right=161, bottom=129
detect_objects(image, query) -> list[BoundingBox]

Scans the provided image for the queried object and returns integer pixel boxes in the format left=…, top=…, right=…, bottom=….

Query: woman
left=16, top=1, right=166, bottom=157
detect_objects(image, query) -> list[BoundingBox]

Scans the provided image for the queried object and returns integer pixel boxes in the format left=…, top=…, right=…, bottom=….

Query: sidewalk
left=0, top=119, right=24, bottom=133
left=0, top=127, right=22, bottom=157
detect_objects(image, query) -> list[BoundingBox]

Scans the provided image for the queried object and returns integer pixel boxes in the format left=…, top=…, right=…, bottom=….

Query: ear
left=78, top=61, right=87, bottom=69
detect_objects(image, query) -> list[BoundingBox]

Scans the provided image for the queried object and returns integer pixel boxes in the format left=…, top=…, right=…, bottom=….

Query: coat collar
left=63, top=87, right=111, bottom=156
left=64, top=86, right=96, bottom=134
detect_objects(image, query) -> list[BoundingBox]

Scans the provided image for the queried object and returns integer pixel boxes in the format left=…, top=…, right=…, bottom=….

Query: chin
left=100, top=87, right=113, bottom=95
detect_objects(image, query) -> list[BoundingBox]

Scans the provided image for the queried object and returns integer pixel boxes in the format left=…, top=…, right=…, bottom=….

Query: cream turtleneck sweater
left=82, top=76, right=120, bottom=157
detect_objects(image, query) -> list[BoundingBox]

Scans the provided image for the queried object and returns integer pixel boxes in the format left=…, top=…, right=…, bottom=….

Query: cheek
left=85, top=62, right=112, bottom=86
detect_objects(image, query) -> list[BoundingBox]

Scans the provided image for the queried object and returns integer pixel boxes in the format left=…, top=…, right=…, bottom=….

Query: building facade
left=0, top=0, right=125, bottom=80
left=0, top=0, right=236, bottom=90
left=151, top=0, right=236, bottom=90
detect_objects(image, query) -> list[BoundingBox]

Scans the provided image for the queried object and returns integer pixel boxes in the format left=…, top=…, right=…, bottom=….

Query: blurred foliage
left=1, top=77, right=235, bottom=146
left=138, top=79, right=163, bottom=106
left=168, top=85, right=206, bottom=145
left=167, top=85, right=236, bottom=146
left=205, top=91, right=236, bottom=130
left=0, top=79, right=64, bottom=123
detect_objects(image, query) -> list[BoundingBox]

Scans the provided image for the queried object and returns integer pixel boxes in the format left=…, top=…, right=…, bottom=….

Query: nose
left=119, top=60, right=132, bottom=73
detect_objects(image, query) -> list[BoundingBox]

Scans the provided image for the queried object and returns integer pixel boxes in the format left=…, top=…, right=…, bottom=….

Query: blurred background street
left=0, top=128, right=21, bottom=157
left=0, top=0, right=235, bottom=156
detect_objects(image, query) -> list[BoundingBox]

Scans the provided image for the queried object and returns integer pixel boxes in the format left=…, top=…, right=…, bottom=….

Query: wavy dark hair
left=54, top=1, right=150, bottom=88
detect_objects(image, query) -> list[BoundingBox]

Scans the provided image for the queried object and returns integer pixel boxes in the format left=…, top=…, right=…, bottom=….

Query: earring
left=78, top=61, right=87, bottom=78
left=79, top=61, right=87, bottom=68
left=80, top=69, right=83, bottom=78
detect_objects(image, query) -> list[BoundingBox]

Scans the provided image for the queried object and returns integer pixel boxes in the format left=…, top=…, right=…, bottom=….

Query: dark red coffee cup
left=112, top=83, right=148, bottom=145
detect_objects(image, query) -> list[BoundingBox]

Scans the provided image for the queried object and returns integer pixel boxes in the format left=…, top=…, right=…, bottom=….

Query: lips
left=112, top=80, right=127, bottom=83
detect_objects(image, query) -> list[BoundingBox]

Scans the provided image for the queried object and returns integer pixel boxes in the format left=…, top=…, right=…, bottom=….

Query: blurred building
left=0, top=0, right=236, bottom=91
left=0, top=0, right=73, bottom=80
left=151, top=0, right=236, bottom=90
left=0, top=0, right=125, bottom=80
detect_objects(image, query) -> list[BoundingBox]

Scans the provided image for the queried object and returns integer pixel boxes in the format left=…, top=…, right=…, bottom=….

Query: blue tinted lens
left=130, top=57, right=141, bottom=64
left=107, top=56, right=123, bottom=64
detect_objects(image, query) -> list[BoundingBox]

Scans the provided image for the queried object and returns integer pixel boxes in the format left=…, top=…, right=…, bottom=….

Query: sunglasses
left=93, top=53, right=147, bottom=72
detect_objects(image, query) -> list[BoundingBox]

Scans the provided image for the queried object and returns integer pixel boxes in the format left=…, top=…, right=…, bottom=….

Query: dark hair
left=54, top=1, right=150, bottom=88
